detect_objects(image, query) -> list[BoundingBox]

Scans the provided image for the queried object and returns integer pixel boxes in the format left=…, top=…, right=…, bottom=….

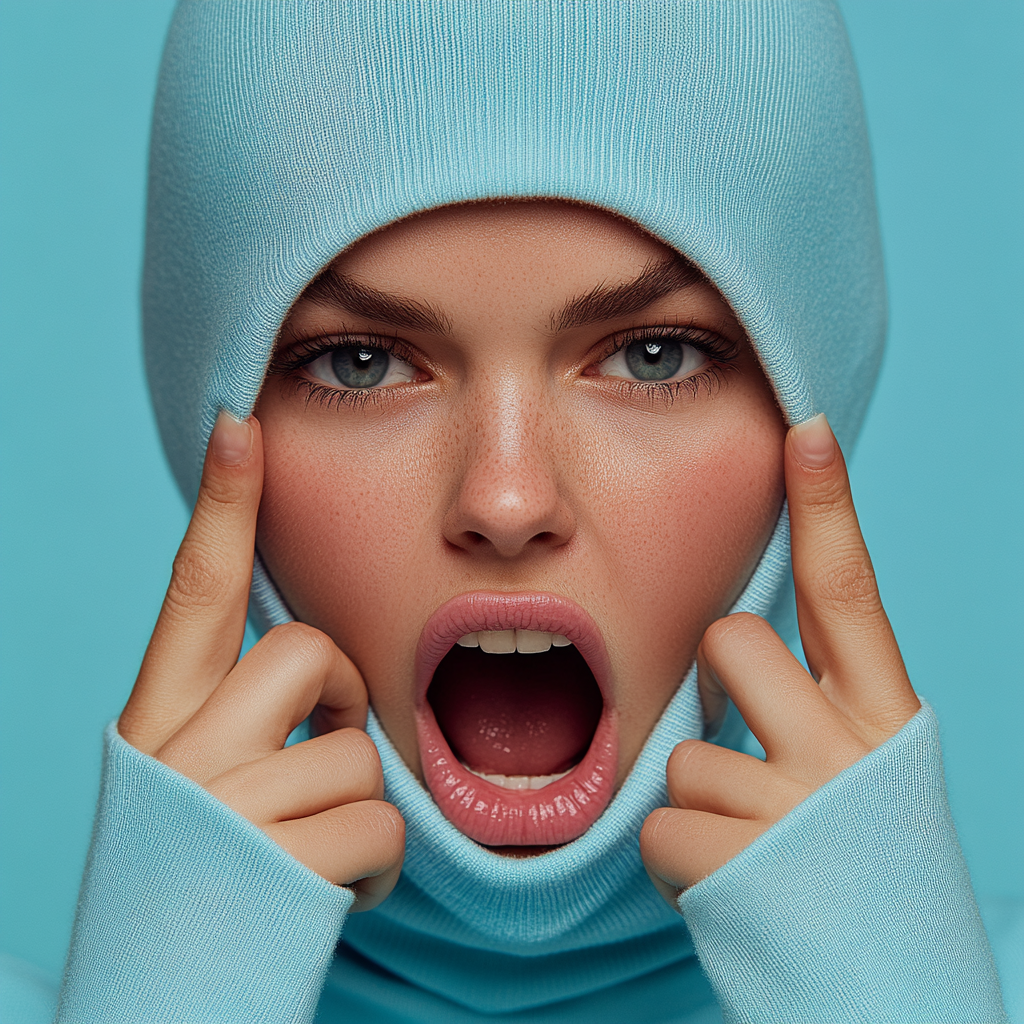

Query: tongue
left=428, top=645, right=603, bottom=776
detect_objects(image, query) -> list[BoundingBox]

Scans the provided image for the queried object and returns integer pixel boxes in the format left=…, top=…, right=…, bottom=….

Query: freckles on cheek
left=587, top=425, right=784, bottom=622
left=255, top=424, right=434, bottom=639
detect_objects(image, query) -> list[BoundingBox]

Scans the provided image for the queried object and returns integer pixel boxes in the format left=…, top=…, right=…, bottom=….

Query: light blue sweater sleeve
left=678, top=703, right=1009, bottom=1024
left=14, top=707, right=1015, bottom=1023
left=55, top=723, right=354, bottom=1024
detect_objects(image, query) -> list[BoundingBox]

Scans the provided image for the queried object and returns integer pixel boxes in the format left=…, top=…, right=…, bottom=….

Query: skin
left=256, top=201, right=785, bottom=790
left=119, top=201, right=920, bottom=909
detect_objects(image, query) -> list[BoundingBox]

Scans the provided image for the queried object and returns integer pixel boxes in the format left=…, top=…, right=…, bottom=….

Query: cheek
left=569, top=400, right=786, bottom=663
left=255, top=407, right=442, bottom=646
left=616, top=434, right=782, bottom=594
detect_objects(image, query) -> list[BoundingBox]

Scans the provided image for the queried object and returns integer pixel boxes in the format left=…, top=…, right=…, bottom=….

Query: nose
left=442, top=380, right=576, bottom=559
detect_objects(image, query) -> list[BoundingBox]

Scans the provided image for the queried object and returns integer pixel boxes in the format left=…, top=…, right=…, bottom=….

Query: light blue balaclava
left=144, top=0, right=883, bottom=1010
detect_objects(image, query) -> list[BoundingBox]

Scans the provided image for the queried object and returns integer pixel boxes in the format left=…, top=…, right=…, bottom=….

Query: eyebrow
left=297, top=253, right=704, bottom=336
left=552, top=256, right=706, bottom=332
left=299, top=268, right=453, bottom=334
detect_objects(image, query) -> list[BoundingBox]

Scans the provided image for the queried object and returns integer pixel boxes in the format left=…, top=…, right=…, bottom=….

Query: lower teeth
left=462, top=764, right=572, bottom=790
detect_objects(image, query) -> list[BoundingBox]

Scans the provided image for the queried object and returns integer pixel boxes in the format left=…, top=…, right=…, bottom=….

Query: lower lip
left=418, top=707, right=617, bottom=846
left=414, top=592, right=619, bottom=847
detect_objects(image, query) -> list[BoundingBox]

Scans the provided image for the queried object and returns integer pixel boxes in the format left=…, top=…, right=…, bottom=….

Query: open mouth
left=415, top=592, right=618, bottom=848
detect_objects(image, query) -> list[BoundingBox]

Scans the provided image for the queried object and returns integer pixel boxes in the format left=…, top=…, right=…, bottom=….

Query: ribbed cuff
left=679, top=704, right=1007, bottom=1024
left=57, top=722, right=354, bottom=1024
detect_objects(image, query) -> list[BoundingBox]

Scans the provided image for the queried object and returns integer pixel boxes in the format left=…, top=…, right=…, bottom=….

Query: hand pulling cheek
left=641, top=415, right=919, bottom=901
left=119, top=414, right=406, bottom=907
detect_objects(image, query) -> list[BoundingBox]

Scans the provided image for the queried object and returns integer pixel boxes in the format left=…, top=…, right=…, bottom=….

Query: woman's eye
left=304, top=345, right=417, bottom=389
left=597, top=338, right=707, bottom=382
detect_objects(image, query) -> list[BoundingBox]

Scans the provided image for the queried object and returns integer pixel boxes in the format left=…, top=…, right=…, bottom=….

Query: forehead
left=327, top=200, right=679, bottom=298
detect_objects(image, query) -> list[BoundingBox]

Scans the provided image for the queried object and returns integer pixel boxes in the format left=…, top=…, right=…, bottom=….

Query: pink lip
left=415, top=591, right=618, bottom=847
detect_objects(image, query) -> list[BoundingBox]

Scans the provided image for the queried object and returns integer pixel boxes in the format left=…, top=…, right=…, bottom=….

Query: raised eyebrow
left=552, top=257, right=706, bottom=333
left=297, top=268, right=452, bottom=335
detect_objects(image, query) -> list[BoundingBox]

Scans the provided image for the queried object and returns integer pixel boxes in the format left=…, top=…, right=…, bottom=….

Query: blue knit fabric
left=6, top=1, right=1014, bottom=1021
left=680, top=705, right=1005, bottom=1024
left=143, top=0, right=884, bottom=497
left=45, top=708, right=1008, bottom=1023
left=57, top=726, right=353, bottom=1023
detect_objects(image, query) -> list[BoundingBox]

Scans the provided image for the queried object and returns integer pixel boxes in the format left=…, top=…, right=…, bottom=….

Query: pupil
left=332, top=346, right=389, bottom=388
left=625, top=339, right=684, bottom=381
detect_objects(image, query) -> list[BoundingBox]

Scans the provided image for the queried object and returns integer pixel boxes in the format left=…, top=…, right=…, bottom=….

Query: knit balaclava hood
left=144, top=0, right=884, bottom=1009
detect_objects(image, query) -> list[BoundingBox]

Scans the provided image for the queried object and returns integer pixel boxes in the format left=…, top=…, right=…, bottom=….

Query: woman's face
left=255, top=201, right=786, bottom=849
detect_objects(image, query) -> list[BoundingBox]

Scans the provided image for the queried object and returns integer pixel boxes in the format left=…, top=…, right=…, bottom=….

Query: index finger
left=786, top=414, right=918, bottom=734
left=119, top=412, right=263, bottom=753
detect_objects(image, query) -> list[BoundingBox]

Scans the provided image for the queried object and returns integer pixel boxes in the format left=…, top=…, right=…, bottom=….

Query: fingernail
left=790, top=413, right=835, bottom=469
left=211, top=411, right=252, bottom=466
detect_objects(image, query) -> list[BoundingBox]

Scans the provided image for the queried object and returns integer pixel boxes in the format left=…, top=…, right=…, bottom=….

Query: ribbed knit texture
left=44, top=709, right=1008, bottom=1022
left=56, top=725, right=353, bottom=1023
left=680, top=705, right=1006, bottom=1024
left=144, top=0, right=884, bottom=501
left=24, top=1, right=1014, bottom=1021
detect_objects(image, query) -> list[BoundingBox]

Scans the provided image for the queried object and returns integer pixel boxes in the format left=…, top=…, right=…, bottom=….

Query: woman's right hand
left=118, top=412, right=404, bottom=910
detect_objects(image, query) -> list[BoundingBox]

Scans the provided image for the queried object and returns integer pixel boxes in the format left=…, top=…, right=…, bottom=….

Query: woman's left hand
left=640, top=413, right=921, bottom=901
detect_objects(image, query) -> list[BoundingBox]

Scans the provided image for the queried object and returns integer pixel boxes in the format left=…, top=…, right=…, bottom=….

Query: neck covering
left=144, top=0, right=884, bottom=1011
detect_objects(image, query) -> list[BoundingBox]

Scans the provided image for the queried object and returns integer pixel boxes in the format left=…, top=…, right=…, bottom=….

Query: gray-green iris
left=624, top=340, right=684, bottom=381
left=332, top=347, right=389, bottom=388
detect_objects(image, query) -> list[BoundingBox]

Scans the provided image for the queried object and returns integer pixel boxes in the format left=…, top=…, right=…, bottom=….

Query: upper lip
left=414, top=591, right=612, bottom=708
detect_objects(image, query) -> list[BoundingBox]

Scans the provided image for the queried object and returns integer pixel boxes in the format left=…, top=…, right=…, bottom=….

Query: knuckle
left=667, top=739, right=705, bottom=776
left=334, top=728, right=383, bottom=774
left=362, top=800, right=406, bottom=849
left=727, top=611, right=770, bottom=634
left=264, top=619, right=320, bottom=646
left=639, top=807, right=687, bottom=862
left=639, top=810, right=667, bottom=857
left=166, top=548, right=230, bottom=611
left=813, top=551, right=882, bottom=614
left=196, top=473, right=248, bottom=512
left=700, top=617, right=732, bottom=652
left=799, top=472, right=851, bottom=516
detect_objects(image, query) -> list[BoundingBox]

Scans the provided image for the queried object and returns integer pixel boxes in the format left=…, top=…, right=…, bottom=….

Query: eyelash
left=268, top=333, right=421, bottom=412
left=269, top=324, right=740, bottom=412
left=595, top=325, right=740, bottom=406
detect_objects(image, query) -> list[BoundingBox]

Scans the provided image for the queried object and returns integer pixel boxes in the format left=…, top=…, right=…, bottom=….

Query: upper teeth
left=456, top=630, right=572, bottom=654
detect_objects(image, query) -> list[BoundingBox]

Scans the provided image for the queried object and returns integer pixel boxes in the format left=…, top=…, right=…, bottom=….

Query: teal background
left=1, top=0, right=1021, bottom=979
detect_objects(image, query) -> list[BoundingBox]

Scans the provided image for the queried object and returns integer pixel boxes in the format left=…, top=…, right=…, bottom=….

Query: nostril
left=445, top=531, right=493, bottom=553
left=454, top=529, right=560, bottom=554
